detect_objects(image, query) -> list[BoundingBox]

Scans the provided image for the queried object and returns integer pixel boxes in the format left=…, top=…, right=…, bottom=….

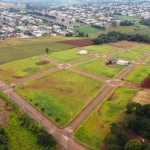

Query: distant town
left=0, top=0, right=150, bottom=39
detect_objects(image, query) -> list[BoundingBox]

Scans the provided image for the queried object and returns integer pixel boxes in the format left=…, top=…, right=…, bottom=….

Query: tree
left=124, top=140, right=142, bottom=150
left=111, top=21, right=117, bottom=27
left=45, top=48, right=49, bottom=54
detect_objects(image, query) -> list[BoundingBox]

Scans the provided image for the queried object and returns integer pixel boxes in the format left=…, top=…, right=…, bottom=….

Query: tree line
left=120, top=20, right=134, bottom=26
left=92, top=31, right=150, bottom=45
left=104, top=102, right=150, bottom=150
left=140, top=19, right=150, bottom=26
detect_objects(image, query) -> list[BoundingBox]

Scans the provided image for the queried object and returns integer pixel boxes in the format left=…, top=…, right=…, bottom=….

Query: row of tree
left=91, top=25, right=106, bottom=30
left=140, top=19, right=150, bottom=26
left=104, top=102, right=150, bottom=150
left=120, top=20, right=134, bottom=26
left=93, top=31, right=150, bottom=45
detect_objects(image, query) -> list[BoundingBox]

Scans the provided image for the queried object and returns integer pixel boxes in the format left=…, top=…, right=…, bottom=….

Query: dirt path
left=41, top=55, right=61, bottom=65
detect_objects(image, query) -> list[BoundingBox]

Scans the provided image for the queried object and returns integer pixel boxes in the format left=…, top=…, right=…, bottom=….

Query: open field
left=74, top=87, right=137, bottom=149
left=74, top=26, right=100, bottom=34
left=129, top=28, right=150, bottom=36
left=145, top=57, right=150, bottom=63
left=16, top=70, right=104, bottom=127
left=132, top=89, right=150, bottom=105
left=108, top=41, right=137, bottom=48
left=0, top=2, right=26, bottom=9
left=125, top=65, right=150, bottom=84
left=89, top=25, right=148, bottom=38
left=48, top=48, right=91, bottom=62
left=75, top=58, right=125, bottom=78
left=83, top=45, right=117, bottom=54
left=0, top=41, right=74, bottom=64
left=118, top=16, right=141, bottom=22
left=0, top=56, right=54, bottom=83
left=132, top=45, right=150, bottom=53
left=111, top=51, right=143, bottom=61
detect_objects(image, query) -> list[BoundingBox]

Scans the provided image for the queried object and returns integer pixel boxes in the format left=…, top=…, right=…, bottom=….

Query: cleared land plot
left=16, top=70, right=104, bottom=127
left=89, top=25, right=148, bottom=38
left=48, top=48, right=91, bottom=62
left=132, top=45, right=150, bottom=53
left=83, top=45, right=117, bottom=54
left=0, top=41, right=74, bottom=64
left=132, top=89, right=150, bottom=105
left=111, top=51, right=143, bottom=61
left=119, top=16, right=141, bottom=22
left=0, top=56, right=54, bottom=83
left=129, top=28, right=150, bottom=36
left=109, top=41, right=137, bottom=48
left=74, top=26, right=100, bottom=34
left=125, top=65, right=150, bottom=84
left=75, top=58, right=124, bottom=78
left=74, top=87, right=137, bottom=149
left=58, top=39, right=94, bottom=47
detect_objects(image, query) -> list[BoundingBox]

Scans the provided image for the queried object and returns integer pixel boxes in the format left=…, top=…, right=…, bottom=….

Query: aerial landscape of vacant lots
left=1, top=0, right=150, bottom=150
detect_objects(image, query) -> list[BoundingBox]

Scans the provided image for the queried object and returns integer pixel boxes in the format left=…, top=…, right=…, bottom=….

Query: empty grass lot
left=47, top=48, right=90, bottom=62
left=118, top=16, right=141, bottom=22
left=75, top=58, right=124, bottom=78
left=0, top=41, right=74, bottom=65
left=145, top=57, right=150, bottom=63
left=74, top=26, right=100, bottom=34
left=83, top=45, right=117, bottom=54
left=111, top=51, right=143, bottom=61
left=132, top=45, right=150, bottom=53
left=16, top=70, right=104, bottom=127
left=130, top=28, right=150, bottom=36
left=0, top=56, right=54, bottom=83
left=125, top=65, right=150, bottom=84
left=74, top=87, right=137, bottom=149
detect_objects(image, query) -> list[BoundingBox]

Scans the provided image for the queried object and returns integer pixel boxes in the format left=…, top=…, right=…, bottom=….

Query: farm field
left=108, top=41, right=137, bottom=48
left=74, top=26, right=100, bottom=34
left=47, top=48, right=91, bottom=62
left=125, top=65, right=150, bottom=84
left=75, top=58, right=125, bottom=78
left=110, top=51, right=143, bottom=61
left=0, top=41, right=74, bottom=65
left=118, top=16, right=141, bottom=22
left=132, top=45, right=150, bottom=53
left=145, top=57, right=150, bottom=63
left=0, top=56, right=54, bottom=83
left=15, top=70, right=104, bottom=127
left=74, top=87, right=137, bottom=149
left=129, top=28, right=150, bottom=36
left=89, top=25, right=148, bottom=38
left=83, top=45, right=117, bottom=54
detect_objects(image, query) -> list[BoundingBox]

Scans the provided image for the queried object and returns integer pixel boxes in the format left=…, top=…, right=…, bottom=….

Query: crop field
left=0, top=56, right=54, bottom=83
left=74, top=26, right=100, bottom=34
left=132, top=45, right=150, bottom=53
left=118, top=16, right=141, bottom=22
left=75, top=58, right=125, bottom=78
left=109, top=41, right=137, bottom=48
left=0, top=41, right=74, bottom=65
left=83, top=45, right=117, bottom=54
left=111, top=51, right=143, bottom=61
left=89, top=25, right=148, bottom=38
left=16, top=70, right=104, bottom=127
left=48, top=48, right=91, bottom=62
left=5, top=113, right=45, bottom=150
left=125, top=65, right=150, bottom=84
left=74, top=87, right=137, bottom=149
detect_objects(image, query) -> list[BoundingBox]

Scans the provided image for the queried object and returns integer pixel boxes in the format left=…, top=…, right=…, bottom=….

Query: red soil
left=141, top=76, right=150, bottom=89
left=107, top=93, right=114, bottom=101
left=58, top=39, right=94, bottom=47
left=12, top=76, right=24, bottom=79
left=36, top=61, right=49, bottom=65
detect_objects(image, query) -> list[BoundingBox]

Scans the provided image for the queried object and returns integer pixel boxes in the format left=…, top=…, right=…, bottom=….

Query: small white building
left=78, top=50, right=88, bottom=55
left=116, top=60, right=129, bottom=66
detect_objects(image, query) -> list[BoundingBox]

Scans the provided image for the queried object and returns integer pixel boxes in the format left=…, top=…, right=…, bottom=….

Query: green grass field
left=132, top=45, right=150, bottom=53
left=118, top=16, right=141, bottom=22
left=74, top=87, right=137, bottom=149
left=129, top=28, right=150, bottom=36
left=111, top=51, right=143, bottom=61
left=125, top=65, right=150, bottom=84
left=16, top=70, right=104, bottom=127
left=83, top=45, right=117, bottom=54
left=89, top=25, right=148, bottom=38
left=74, top=26, right=100, bottom=34
left=75, top=58, right=124, bottom=78
left=145, top=57, right=150, bottom=63
left=5, top=113, right=46, bottom=150
left=0, top=41, right=74, bottom=65
left=47, top=48, right=90, bottom=62
left=0, top=56, right=54, bottom=83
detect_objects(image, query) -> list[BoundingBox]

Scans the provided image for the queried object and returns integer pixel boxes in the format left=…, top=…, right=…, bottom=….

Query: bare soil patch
left=132, top=89, right=150, bottom=105
left=58, top=39, right=94, bottom=47
left=36, top=61, right=49, bottom=65
left=141, top=76, right=150, bottom=89
left=107, top=92, right=114, bottom=101
left=12, top=76, right=24, bottom=79
left=0, top=99, right=9, bottom=127
left=109, top=41, right=137, bottom=48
